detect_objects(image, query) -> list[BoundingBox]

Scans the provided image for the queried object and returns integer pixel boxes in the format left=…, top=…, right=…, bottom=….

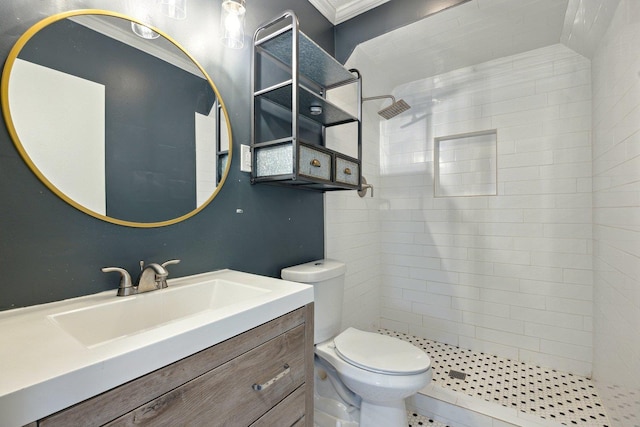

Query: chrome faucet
left=102, top=259, right=181, bottom=296
left=136, top=262, right=168, bottom=293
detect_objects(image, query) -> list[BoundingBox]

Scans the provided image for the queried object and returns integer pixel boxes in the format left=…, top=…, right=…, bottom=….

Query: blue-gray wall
left=0, top=0, right=463, bottom=310
left=0, top=0, right=332, bottom=310
left=19, top=19, right=216, bottom=223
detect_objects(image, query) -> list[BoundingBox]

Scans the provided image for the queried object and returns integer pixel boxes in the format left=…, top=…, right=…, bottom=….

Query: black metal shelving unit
left=251, top=10, right=362, bottom=191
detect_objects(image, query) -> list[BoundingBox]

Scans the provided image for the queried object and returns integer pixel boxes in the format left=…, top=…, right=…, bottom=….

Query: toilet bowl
left=316, top=327, right=431, bottom=426
left=281, top=259, right=432, bottom=427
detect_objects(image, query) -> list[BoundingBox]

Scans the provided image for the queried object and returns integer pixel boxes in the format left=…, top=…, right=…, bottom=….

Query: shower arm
left=362, top=95, right=397, bottom=104
left=362, top=94, right=410, bottom=119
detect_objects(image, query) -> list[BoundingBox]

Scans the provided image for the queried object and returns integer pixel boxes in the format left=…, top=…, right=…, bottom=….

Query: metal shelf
left=251, top=10, right=362, bottom=192
left=256, top=26, right=358, bottom=89
left=256, top=82, right=357, bottom=127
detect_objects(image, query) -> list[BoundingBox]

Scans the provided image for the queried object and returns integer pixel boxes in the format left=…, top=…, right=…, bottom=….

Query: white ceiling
left=308, top=0, right=390, bottom=24
left=311, top=0, right=616, bottom=100
left=344, top=0, right=577, bottom=95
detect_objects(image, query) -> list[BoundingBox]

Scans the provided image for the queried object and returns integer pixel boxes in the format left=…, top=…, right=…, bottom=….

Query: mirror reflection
left=2, top=11, right=231, bottom=227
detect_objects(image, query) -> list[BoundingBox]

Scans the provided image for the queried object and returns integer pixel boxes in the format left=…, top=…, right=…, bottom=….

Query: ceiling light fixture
left=221, top=0, right=246, bottom=49
left=159, top=0, right=187, bottom=20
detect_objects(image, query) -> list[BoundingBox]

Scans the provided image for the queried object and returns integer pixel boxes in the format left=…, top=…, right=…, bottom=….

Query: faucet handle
left=102, top=267, right=134, bottom=296
left=161, top=259, right=181, bottom=269
left=159, top=259, right=180, bottom=288
left=357, top=177, right=374, bottom=198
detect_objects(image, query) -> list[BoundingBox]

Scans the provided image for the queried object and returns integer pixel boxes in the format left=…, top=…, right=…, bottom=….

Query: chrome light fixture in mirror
left=1, top=10, right=232, bottom=227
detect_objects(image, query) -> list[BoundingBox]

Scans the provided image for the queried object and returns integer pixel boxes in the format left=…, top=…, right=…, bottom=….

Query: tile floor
left=380, top=330, right=612, bottom=427
left=598, top=384, right=640, bottom=427
left=408, top=411, right=450, bottom=426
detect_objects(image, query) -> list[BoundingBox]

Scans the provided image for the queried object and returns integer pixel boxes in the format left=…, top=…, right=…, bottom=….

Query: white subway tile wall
left=325, top=79, right=382, bottom=333
left=374, top=43, right=593, bottom=376
left=326, top=1, right=640, bottom=425
left=590, top=0, right=640, bottom=425
left=327, top=43, right=595, bottom=373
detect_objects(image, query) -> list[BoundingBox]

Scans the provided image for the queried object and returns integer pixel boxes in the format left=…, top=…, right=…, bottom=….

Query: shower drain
left=448, top=369, right=467, bottom=380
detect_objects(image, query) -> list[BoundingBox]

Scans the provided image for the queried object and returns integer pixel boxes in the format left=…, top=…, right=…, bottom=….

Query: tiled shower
left=325, top=0, right=639, bottom=425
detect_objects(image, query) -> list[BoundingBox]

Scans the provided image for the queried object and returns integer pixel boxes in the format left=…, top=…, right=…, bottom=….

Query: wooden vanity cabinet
left=36, top=304, right=314, bottom=427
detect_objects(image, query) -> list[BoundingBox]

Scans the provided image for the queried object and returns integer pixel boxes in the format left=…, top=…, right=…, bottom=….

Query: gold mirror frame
left=1, top=9, right=232, bottom=228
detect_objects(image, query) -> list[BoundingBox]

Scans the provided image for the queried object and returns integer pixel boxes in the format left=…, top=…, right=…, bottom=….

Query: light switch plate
left=240, top=144, right=252, bottom=173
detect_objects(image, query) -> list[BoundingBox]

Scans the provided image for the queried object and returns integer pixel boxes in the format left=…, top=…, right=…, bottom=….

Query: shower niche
left=434, top=130, right=498, bottom=197
left=251, top=11, right=362, bottom=191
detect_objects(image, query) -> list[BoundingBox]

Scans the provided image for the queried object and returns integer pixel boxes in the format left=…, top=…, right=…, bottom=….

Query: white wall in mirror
left=195, top=106, right=217, bottom=207
left=10, top=58, right=106, bottom=214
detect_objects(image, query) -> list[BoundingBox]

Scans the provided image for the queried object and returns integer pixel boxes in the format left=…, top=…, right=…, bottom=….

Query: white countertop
left=0, top=269, right=313, bottom=427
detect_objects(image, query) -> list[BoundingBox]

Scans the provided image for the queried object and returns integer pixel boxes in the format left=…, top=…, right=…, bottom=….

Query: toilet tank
left=281, top=259, right=346, bottom=344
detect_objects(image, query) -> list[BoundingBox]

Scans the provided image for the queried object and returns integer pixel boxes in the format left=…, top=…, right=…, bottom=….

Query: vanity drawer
left=334, top=156, right=359, bottom=186
left=109, top=324, right=306, bottom=426
left=250, top=384, right=306, bottom=427
left=298, top=144, right=331, bottom=181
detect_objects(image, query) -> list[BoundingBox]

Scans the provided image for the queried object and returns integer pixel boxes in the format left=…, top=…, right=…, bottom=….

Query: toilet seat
left=333, top=328, right=430, bottom=376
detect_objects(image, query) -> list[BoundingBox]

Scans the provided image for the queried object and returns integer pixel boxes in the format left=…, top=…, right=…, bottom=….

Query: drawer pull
left=344, top=167, right=352, bottom=175
left=310, top=159, right=321, bottom=167
left=252, top=364, right=290, bottom=391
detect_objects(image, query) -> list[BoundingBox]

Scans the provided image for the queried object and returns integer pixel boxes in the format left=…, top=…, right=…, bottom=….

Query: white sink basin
left=49, top=279, right=271, bottom=347
left=0, top=269, right=313, bottom=427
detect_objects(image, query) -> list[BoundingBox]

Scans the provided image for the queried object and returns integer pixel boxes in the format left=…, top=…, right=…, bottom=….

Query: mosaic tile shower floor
left=408, top=412, right=450, bottom=426
left=379, top=330, right=612, bottom=427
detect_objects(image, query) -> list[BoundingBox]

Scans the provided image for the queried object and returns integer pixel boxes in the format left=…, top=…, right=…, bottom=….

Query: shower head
left=362, top=95, right=411, bottom=119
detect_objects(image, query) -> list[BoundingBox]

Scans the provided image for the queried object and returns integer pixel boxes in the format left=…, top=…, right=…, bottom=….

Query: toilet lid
left=333, top=328, right=431, bottom=375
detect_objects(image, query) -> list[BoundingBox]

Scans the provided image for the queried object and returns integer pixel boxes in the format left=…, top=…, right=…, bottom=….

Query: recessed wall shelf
left=434, top=129, right=497, bottom=197
left=251, top=10, right=362, bottom=191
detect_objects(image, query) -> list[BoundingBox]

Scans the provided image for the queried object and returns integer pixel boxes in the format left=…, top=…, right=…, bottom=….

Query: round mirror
left=1, top=10, right=232, bottom=227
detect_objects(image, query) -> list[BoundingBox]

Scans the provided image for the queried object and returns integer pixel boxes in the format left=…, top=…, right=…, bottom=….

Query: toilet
left=281, top=259, right=432, bottom=427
